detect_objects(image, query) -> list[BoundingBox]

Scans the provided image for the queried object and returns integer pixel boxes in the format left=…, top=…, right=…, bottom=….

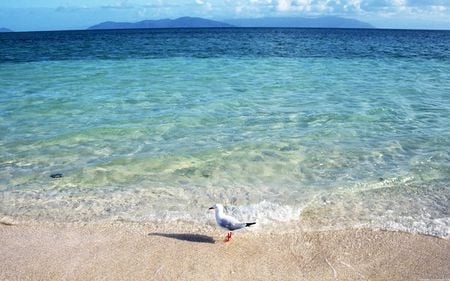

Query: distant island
left=88, top=16, right=374, bottom=30
left=0, top=27, right=13, bottom=32
left=88, top=17, right=234, bottom=30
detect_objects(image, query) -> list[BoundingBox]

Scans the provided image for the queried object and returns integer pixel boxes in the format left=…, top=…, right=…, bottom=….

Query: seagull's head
left=208, top=203, right=223, bottom=212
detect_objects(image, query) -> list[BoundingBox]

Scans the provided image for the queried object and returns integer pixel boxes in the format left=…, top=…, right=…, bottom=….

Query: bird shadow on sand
left=149, top=232, right=216, bottom=244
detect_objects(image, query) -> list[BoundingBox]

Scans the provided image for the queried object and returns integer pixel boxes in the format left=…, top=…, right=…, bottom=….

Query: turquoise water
left=0, top=29, right=449, bottom=237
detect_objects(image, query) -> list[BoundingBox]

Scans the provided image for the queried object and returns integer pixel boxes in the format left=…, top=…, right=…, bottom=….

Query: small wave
left=119, top=201, right=303, bottom=230
left=223, top=201, right=302, bottom=225
left=300, top=179, right=450, bottom=238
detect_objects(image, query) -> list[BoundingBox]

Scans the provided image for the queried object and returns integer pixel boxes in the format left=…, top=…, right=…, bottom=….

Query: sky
left=1, top=0, right=450, bottom=31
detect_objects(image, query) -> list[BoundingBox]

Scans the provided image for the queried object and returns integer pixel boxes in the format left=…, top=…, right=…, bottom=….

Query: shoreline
left=1, top=221, right=449, bottom=280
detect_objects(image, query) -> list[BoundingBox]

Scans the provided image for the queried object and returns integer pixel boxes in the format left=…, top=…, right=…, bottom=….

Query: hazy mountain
left=89, top=16, right=374, bottom=30
left=0, top=27, right=13, bottom=32
left=225, top=16, right=374, bottom=28
left=88, top=17, right=234, bottom=30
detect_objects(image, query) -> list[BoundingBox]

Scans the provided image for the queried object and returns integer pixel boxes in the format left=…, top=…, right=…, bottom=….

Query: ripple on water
left=0, top=41, right=449, bottom=237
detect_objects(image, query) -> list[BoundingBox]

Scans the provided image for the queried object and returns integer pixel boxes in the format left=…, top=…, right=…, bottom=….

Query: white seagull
left=209, top=203, right=256, bottom=242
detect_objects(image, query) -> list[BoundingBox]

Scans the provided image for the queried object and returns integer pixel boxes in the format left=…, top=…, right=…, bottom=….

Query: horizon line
left=4, top=26, right=450, bottom=33
left=2, top=15, right=450, bottom=33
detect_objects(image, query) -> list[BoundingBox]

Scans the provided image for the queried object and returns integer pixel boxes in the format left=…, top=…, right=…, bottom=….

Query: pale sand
left=1, top=222, right=449, bottom=281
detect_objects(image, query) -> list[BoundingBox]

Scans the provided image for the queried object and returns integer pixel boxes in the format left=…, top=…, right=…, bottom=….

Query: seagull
left=209, top=203, right=256, bottom=242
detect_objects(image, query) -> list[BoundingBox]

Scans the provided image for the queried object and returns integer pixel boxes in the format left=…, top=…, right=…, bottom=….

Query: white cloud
left=275, top=0, right=316, bottom=12
left=251, top=0, right=450, bottom=18
left=55, top=5, right=91, bottom=12
left=101, top=0, right=133, bottom=9
left=194, top=0, right=213, bottom=12
left=276, top=0, right=291, bottom=11
left=50, top=0, right=450, bottom=20
left=235, top=4, right=244, bottom=13
left=430, top=5, right=446, bottom=12
left=392, top=0, right=406, bottom=6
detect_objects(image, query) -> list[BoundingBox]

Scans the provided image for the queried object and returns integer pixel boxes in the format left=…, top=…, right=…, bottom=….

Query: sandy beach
left=1, top=222, right=449, bottom=281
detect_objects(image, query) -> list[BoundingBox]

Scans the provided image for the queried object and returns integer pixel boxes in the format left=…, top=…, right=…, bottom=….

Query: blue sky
left=1, top=0, right=450, bottom=31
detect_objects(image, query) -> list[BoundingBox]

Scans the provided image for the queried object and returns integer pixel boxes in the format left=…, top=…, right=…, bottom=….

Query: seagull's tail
left=245, top=222, right=256, bottom=227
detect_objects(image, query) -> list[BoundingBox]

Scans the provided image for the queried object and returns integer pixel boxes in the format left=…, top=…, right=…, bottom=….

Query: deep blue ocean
left=0, top=28, right=449, bottom=237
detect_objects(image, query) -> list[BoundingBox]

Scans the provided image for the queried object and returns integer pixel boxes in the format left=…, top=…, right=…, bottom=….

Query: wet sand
left=1, top=222, right=449, bottom=281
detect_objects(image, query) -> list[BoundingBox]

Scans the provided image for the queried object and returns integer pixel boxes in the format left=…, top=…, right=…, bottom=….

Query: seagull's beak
left=208, top=206, right=214, bottom=210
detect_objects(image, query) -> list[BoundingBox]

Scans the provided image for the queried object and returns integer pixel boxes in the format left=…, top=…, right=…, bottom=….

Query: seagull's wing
left=218, top=214, right=246, bottom=231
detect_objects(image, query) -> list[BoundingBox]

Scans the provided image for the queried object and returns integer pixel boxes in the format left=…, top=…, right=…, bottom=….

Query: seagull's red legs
left=224, top=232, right=233, bottom=242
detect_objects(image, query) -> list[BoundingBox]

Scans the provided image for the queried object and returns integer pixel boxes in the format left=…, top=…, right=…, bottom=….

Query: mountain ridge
left=88, top=17, right=234, bottom=30
left=88, top=16, right=374, bottom=30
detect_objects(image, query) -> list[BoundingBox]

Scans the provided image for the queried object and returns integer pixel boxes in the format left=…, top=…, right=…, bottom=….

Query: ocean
left=0, top=28, right=449, bottom=237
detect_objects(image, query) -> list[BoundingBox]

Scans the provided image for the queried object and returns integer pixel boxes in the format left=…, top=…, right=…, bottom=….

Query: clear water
left=0, top=29, right=449, bottom=237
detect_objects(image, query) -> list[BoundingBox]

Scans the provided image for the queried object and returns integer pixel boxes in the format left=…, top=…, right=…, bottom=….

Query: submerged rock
left=280, top=145, right=297, bottom=152
left=50, top=173, right=63, bottom=179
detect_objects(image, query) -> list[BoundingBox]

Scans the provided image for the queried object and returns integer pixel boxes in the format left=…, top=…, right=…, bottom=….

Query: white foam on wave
left=299, top=178, right=450, bottom=239
left=223, top=201, right=302, bottom=226
left=366, top=216, right=450, bottom=239
left=119, top=200, right=303, bottom=231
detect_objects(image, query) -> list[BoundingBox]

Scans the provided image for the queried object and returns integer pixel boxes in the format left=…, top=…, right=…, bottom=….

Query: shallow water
left=0, top=29, right=449, bottom=237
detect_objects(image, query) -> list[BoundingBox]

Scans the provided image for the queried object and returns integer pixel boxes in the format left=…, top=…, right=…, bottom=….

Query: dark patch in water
left=50, top=173, right=63, bottom=178
left=174, top=167, right=196, bottom=177
left=233, top=88, right=247, bottom=93
left=201, top=169, right=212, bottom=178
left=280, top=145, right=297, bottom=152
left=252, top=155, right=264, bottom=162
